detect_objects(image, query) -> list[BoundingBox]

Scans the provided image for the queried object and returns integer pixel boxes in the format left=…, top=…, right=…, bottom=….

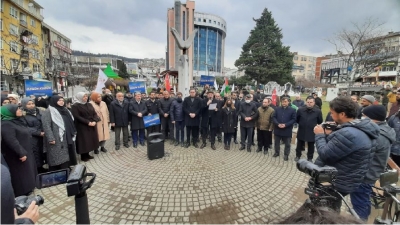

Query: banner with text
left=143, top=114, right=161, bottom=128
left=25, top=80, right=53, bottom=96
left=199, top=75, right=215, bottom=86
left=129, top=82, right=146, bottom=94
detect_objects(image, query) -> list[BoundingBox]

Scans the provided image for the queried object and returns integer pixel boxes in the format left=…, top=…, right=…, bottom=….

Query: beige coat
left=90, top=101, right=110, bottom=141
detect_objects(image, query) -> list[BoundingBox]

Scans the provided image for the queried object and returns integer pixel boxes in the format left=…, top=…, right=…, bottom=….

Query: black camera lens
left=297, top=159, right=320, bottom=176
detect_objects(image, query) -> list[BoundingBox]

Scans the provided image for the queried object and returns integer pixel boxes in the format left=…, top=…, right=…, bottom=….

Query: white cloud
left=44, top=17, right=166, bottom=59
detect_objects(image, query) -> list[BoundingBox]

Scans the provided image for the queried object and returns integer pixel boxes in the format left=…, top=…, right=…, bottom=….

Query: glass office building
left=193, top=12, right=226, bottom=77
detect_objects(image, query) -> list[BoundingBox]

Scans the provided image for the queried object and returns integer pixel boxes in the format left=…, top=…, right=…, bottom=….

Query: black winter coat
left=201, top=99, right=222, bottom=128
left=23, top=108, right=44, bottom=167
left=71, top=103, right=99, bottom=154
left=146, top=99, right=160, bottom=115
left=182, top=97, right=202, bottom=126
left=238, top=101, right=259, bottom=128
left=109, top=100, right=130, bottom=127
left=159, top=98, right=173, bottom=116
left=272, top=106, right=297, bottom=137
left=102, top=94, right=114, bottom=110
left=170, top=99, right=184, bottom=122
left=315, top=97, right=322, bottom=109
left=1, top=119, right=37, bottom=197
left=221, top=107, right=238, bottom=133
left=129, top=101, right=148, bottom=130
left=296, top=106, right=323, bottom=142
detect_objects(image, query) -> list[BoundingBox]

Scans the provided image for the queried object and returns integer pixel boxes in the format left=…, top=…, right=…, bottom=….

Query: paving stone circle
left=36, top=135, right=312, bottom=224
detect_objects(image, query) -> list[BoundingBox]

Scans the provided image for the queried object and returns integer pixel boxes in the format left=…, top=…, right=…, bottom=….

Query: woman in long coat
left=21, top=97, right=45, bottom=173
left=42, top=96, right=77, bottom=170
left=1, top=104, right=37, bottom=196
left=89, top=92, right=110, bottom=153
left=71, top=92, right=99, bottom=161
left=221, top=99, right=238, bottom=150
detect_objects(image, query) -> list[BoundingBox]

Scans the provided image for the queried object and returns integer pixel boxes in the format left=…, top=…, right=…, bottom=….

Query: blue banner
left=143, top=114, right=160, bottom=128
left=25, top=80, right=53, bottom=96
left=129, top=82, right=146, bottom=94
left=199, top=75, right=215, bottom=86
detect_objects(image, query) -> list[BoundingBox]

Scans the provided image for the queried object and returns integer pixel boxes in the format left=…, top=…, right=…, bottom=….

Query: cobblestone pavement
left=36, top=134, right=315, bottom=224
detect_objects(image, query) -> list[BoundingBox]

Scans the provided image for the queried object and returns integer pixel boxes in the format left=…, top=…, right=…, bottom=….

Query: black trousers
left=201, top=120, right=216, bottom=144
left=296, top=139, right=315, bottom=159
left=274, top=135, right=291, bottom=156
left=161, top=117, right=173, bottom=139
left=147, top=124, right=160, bottom=136
left=257, top=129, right=272, bottom=149
left=186, top=126, right=199, bottom=143
left=252, top=127, right=256, bottom=144
left=240, top=127, right=254, bottom=148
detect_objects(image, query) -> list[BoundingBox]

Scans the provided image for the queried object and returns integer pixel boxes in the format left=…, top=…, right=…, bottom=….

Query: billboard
left=25, top=80, right=53, bottom=96
left=129, top=81, right=146, bottom=94
left=199, top=75, right=215, bottom=86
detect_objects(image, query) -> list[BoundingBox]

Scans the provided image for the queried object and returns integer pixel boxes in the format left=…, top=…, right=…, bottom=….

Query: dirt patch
left=189, top=200, right=241, bottom=224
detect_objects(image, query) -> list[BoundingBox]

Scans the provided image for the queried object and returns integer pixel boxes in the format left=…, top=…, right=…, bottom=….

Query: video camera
left=35, top=164, right=96, bottom=224
left=321, top=122, right=338, bottom=130
left=15, top=195, right=44, bottom=215
left=296, top=159, right=359, bottom=218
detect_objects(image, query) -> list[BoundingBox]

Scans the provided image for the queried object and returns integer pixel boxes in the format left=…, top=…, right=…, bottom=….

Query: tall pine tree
left=235, top=8, right=294, bottom=86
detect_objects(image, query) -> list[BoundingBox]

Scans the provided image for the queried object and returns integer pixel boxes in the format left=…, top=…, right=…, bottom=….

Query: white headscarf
left=72, top=92, right=87, bottom=104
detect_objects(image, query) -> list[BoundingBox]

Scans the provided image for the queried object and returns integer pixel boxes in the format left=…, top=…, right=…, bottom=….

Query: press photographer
left=313, top=96, right=380, bottom=211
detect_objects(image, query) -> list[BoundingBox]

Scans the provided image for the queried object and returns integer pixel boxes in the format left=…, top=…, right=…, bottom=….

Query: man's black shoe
left=94, top=149, right=99, bottom=154
left=252, top=142, right=255, bottom=146
left=200, top=143, right=206, bottom=149
left=273, top=153, right=279, bottom=157
left=234, top=140, right=238, bottom=144
left=193, top=143, right=199, bottom=148
left=101, top=147, right=107, bottom=153
left=256, top=147, right=262, bottom=153
left=185, top=142, right=190, bottom=148
left=247, top=148, right=251, bottom=152
left=140, top=142, right=145, bottom=146
left=284, top=155, right=289, bottom=161
left=239, top=146, right=245, bottom=150
left=294, top=157, right=300, bottom=162
left=88, top=155, right=94, bottom=159
left=181, top=142, right=185, bottom=147
left=174, top=141, right=180, bottom=147
left=264, top=150, right=268, bottom=155
left=133, top=143, right=138, bottom=148
left=115, top=146, right=120, bottom=150
left=124, top=144, right=129, bottom=148
left=211, top=144, right=216, bottom=150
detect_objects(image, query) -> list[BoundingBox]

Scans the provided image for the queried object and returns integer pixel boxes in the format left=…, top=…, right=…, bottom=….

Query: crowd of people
left=3, top=83, right=400, bottom=222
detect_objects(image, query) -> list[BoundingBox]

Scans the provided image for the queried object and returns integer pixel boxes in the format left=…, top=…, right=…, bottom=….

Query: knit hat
left=362, top=105, right=386, bottom=121
left=361, top=95, right=375, bottom=104
left=21, top=97, right=34, bottom=109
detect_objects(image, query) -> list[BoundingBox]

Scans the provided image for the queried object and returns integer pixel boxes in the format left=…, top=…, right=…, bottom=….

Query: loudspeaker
left=147, top=132, right=165, bottom=160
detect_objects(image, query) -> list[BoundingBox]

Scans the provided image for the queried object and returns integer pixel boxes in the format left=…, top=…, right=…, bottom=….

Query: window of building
left=0, top=56, right=4, bottom=67
left=31, top=35, right=38, bottom=45
left=198, top=18, right=201, bottom=22
left=30, top=19, right=36, bottom=27
left=10, top=6, right=18, bottom=19
left=11, top=59, right=18, bottom=69
left=9, top=23, right=18, bottom=35
left=1, top=0, right=3, bottom=12
left=33, top=63, right=39, bottom=72
left=20, top=13, right=26, bottom=23
left=218, top=22, right=220, bottom=25
left=31, top=49, right=39, bottom=59
left=10, top=41, right=18, bottom=53
left=0, top=19, right=2, bottom=30
left=0, top=39, right=2, bottom=49
left=203, top=19, right=206, bottom=22
left=57, top=36, right=61, bottom=43
left=308, top=64, right=311, bottom=68
left=214, top=21, right=216, bottom=24
left=293, top=56, right=298, bottom=60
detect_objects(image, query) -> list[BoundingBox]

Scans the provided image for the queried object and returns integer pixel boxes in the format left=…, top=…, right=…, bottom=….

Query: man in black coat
left=183, top=89, right=202, bottom=148
left=200, top=91, right=221, bottom=150
left=312, top=92, right=323, bottom=109
left=238, top=94, right=259, bottom=152
left=129, top=92, right=148, bottom=148
left=145, top=91, right=161, bottom=135
left=110, top=92, right=130, bottom=150
left=159, top=91, right=174, bottom=142
left=294, top=97, right=323, bottom=162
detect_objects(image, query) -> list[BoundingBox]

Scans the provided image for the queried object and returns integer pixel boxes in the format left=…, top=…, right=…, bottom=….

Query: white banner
left=94, top=69, right=108, bottom=93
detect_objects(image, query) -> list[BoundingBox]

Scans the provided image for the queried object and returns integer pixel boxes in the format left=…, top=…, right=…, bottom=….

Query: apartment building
left=291, top=52, right=316, bottom=80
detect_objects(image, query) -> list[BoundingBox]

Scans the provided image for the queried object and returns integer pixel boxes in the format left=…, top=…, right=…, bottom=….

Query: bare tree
left=328, top=17, right=400, bottom=83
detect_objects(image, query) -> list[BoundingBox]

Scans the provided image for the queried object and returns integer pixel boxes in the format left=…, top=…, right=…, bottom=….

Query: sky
left=36, top=0, right=400, bottom=68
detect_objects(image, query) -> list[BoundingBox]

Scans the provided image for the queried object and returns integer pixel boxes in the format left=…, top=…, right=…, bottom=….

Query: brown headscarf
left=90, top=92, right=101, bottom=103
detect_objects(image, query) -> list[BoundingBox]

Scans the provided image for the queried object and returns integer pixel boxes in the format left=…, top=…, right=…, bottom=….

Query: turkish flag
left=165, top=73, right=171, bottom=92
left=272, top=88, right=277, bottom=106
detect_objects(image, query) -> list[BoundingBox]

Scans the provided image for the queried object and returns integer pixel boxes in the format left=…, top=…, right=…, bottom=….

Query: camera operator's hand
left=14, top=201, right=39, bottom=224
left=313, top=125, right=325, bottom=134
left=19, top=156, right=27, bottom=162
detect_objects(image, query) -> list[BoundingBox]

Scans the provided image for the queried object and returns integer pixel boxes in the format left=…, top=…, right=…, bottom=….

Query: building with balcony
left=167, top=0, right=226, bottom=85
left=1, top=0, right=44, bottom=92
left=42, top=22, right=71, bottom=92
left=291, top=52, right=316, bottom=80
left=320, top=55, right=349, bottom=85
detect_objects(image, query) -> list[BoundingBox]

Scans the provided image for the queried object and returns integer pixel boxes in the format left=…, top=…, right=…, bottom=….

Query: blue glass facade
left=193, top=25, right=224, bottom=73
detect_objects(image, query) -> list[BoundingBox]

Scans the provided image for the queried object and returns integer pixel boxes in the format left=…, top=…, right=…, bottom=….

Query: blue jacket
left=272, top=106, right=296, bottom=137
left=315, top=119, right=380, bottom=194
left=388, top=114, right=400, bottom=156
left=170, top=99, right=184, bottom=122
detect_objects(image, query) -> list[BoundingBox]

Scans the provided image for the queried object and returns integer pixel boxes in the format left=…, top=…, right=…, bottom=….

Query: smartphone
left=36, top=169, right=70, bottom=189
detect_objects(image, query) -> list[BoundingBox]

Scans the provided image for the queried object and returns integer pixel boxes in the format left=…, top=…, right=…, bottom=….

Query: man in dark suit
left=129, top=92, right=148, bottom=148
left=183, top=89, right=202, bottom=148
left=110, top=92, right=130, bottom=150
left=200, top=91, right=222, bottom=150
left=272, top=97, right=296, bottom=161
left=238, top=94, right=259, bottom=152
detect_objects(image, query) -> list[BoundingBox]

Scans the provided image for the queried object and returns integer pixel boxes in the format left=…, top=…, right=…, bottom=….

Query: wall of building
left=291, top=52, right=316, bottom=80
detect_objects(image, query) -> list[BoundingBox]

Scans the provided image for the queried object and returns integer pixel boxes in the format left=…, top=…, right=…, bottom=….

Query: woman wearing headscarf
left=1, top=94, right=10, bottom=105
left=1, top=104, right=37, bottom=197
left=21, top=97, right=46, bottom=173
left=42, top=96, right=77, bottom=170
left=71, top=92, right=99, bottom=161
left=89, top=92, right=110, bottom=153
